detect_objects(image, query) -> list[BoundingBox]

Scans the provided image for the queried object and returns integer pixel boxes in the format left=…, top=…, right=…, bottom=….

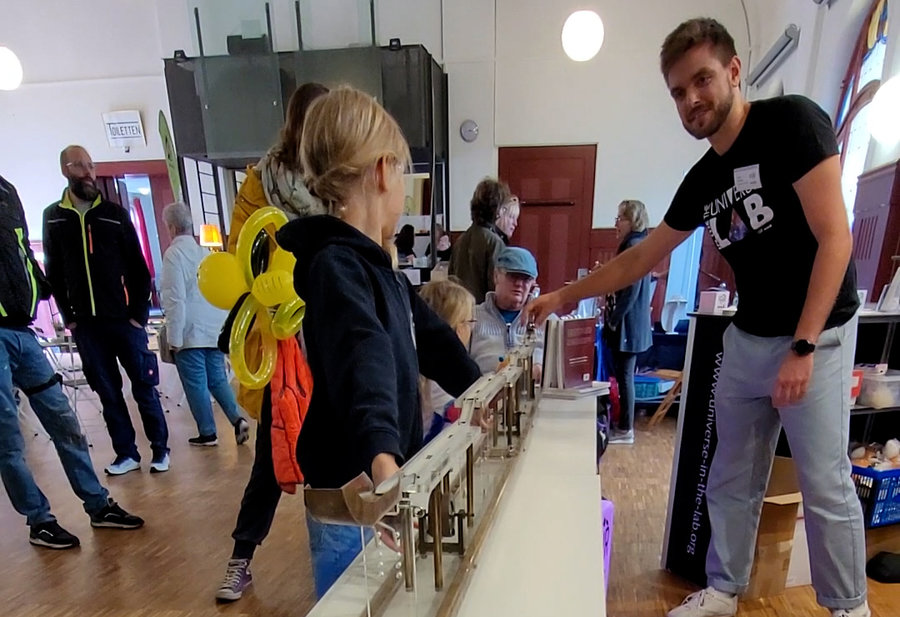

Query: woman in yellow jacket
left=216, top=82, right=328, bottom=603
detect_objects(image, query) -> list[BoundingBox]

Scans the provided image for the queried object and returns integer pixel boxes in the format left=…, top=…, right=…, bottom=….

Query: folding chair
left=36, top=330, right=102, bottom=447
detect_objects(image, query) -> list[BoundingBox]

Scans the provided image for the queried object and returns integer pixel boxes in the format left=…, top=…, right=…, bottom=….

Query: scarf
left=257, top=149, right=326, bottom=220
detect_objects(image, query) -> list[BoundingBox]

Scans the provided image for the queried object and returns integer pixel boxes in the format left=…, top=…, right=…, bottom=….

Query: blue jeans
left=305, top=512, right=373, bottom=598
left=0, top=327, right=109, bottom=526
left=173, top=348, right=242, bottom=437
left=72, top=320, right=168, bottom=461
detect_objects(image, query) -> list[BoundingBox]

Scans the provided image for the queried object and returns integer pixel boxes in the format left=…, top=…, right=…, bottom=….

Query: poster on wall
left=664, top=315, right=730, bottom=586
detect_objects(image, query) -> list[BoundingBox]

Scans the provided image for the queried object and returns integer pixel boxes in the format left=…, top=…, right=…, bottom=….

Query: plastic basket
left=634, top=375, right=662, bottom=399
left=851, top=465, right=900, bottom=528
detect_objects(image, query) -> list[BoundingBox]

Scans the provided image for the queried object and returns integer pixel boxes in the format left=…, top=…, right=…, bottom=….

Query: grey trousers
left=707, top=318, right=867, bottom=610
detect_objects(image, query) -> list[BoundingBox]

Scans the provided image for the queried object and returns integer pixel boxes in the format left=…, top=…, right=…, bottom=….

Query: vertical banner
left=158, top=110, right=183, bottom=202
left=664, top=315, right=731, bottom=585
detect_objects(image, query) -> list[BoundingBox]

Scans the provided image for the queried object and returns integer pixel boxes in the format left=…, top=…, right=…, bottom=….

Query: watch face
left=793, top=340, right=815, bottom=356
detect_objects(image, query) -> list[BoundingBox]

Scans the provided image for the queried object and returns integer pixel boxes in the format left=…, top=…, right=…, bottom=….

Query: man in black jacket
left=0, top=174, right=143, bottom=548
left=43, top=146, right=169, bottom=475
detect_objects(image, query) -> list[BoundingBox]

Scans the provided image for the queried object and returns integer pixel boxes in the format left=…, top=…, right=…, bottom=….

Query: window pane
left=859, top=39, right=887, bottom=92
left=841, top=104, right=873, bottom=225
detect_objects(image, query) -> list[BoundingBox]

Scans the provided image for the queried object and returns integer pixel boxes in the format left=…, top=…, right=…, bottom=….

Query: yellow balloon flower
left=196, top=206, right=306, bottom=389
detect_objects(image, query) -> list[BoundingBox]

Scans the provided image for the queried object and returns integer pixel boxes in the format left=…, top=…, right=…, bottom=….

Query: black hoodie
left=276, top=215, right=481, bottom=489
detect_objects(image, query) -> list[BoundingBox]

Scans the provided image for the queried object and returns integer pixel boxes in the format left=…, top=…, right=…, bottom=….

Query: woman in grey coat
left=606, top=200, right=653, bottom=444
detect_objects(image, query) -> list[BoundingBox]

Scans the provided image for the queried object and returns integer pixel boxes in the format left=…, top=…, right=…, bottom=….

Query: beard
left=683, top=90, right=734, bottom=139
left=70, top=177, right=100, bottom=202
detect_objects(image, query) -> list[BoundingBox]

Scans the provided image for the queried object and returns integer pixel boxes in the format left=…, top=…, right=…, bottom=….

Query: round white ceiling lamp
left=869, top=75, right=900, bottom=146
left=0, top=46, right=23, bottom=91
left=561, top=10, right=605, bottom=62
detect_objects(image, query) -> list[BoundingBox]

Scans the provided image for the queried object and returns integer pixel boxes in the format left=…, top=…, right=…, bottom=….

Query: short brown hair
left=660, top=18, right=737, bottom=80
left=470, top=178, right=511, bottom=226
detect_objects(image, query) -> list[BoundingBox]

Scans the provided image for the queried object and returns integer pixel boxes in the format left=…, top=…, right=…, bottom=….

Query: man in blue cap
left=469, top=247, right=548, bottom=379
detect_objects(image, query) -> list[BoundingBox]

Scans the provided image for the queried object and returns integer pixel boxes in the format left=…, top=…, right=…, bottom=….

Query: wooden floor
left=4, top=385, right=317, bottom=617
left=602, top=412, right=900, bottom=617
left=4, top=387, right=899, bottom=617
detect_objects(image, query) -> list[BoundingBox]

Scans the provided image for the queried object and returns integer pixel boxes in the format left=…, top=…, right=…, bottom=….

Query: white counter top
left=456, top=396, right=606, bottom=617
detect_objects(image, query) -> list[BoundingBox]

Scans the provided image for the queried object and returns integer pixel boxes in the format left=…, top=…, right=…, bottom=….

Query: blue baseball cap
left=496, top=247, right=538, bottom=279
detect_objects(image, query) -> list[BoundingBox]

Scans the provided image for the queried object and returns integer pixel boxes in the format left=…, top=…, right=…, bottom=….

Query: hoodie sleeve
left=42, top=206, right=74, bottom=324
left=120, top=207, right=152, bottom=325
left=7, top=185, right=52, bottom=301
left=407, top=282, right=482, bottom=395
left=306, top=248, right=404, bottom=468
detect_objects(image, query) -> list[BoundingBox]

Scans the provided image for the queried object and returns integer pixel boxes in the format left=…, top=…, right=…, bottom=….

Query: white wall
left=745, top=0, right=871, bottom=111
left=439, top=0, right=751, bottom=230
left=0, top=0, right=169, bottom=237
left=7, top=0, right=894, bottom=239
left=493, top=0, right=749, bottom=229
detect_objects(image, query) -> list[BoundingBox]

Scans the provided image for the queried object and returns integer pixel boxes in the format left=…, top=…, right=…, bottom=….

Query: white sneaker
left=234, top=418, right=250, bottom=445
left=668, top=587, right=737, bottom=617
left=150, top=453, right=170, bottom=474
left=832, top=602, right=871, bottom=617
left=104, top=456, right=140, bottom=476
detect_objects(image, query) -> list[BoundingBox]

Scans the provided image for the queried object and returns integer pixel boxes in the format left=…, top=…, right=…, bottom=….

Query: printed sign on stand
left=664, top=315, right=730, bottom=586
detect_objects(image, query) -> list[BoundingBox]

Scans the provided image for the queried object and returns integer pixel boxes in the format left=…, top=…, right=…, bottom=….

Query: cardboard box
left=745, top=456, right=802, bottom=599
left=698, top=290, right=730, bottom=314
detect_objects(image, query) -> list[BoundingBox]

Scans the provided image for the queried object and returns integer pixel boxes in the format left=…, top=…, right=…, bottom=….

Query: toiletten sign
left=102, top=110, right=146, bottom=148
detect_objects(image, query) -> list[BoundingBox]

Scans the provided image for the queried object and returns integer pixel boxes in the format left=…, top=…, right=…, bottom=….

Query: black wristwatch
left=791, top=339, right=816, bottom=357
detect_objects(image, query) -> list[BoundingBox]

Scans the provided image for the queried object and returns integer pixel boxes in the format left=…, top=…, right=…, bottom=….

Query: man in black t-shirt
left=525, top=18, right=868, bottom=617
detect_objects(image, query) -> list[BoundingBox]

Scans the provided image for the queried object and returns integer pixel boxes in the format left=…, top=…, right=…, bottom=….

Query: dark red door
left=498, top=145, right=596, bottom=293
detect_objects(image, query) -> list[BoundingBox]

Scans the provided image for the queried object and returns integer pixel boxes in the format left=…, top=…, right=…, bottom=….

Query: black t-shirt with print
left=664, top=95, right=858, bottom=337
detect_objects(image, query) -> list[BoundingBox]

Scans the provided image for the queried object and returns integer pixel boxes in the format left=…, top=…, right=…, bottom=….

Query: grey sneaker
left=609, top=429, right=635, bottom=444
left=216, top=558, right=252, bottom=602
left=234, top=418, right=250, bottom=445
left=668, top=587, right=737, bottom=617
left=832, top=603, right=871, bottom=617
left=105, top=456, right=140, bottom=476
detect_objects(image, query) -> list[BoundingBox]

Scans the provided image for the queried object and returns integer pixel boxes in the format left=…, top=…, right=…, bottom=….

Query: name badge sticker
left=733, top=164, right=762, bottom=192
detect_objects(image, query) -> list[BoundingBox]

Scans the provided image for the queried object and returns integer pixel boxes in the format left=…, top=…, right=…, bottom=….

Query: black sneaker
left=29, top=521, right=80, bottom=549
left=90, top=499, right=145, bottom=529
left=188, top=434, right=218, bottom=447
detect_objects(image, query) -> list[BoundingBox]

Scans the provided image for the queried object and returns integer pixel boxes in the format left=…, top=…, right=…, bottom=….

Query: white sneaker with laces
left=104, top=456, right=140, bottom=476
left=667, top=587, right=737, bottom=617
left=150, top=453, right=170, bottom=473
left=831, top=602, right=870, bottom=617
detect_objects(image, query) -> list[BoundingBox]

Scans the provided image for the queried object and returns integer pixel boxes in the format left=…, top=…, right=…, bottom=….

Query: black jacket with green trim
left=42, top=189, right=151, bottom=326
left=0, top=175, right=51, bottom=328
